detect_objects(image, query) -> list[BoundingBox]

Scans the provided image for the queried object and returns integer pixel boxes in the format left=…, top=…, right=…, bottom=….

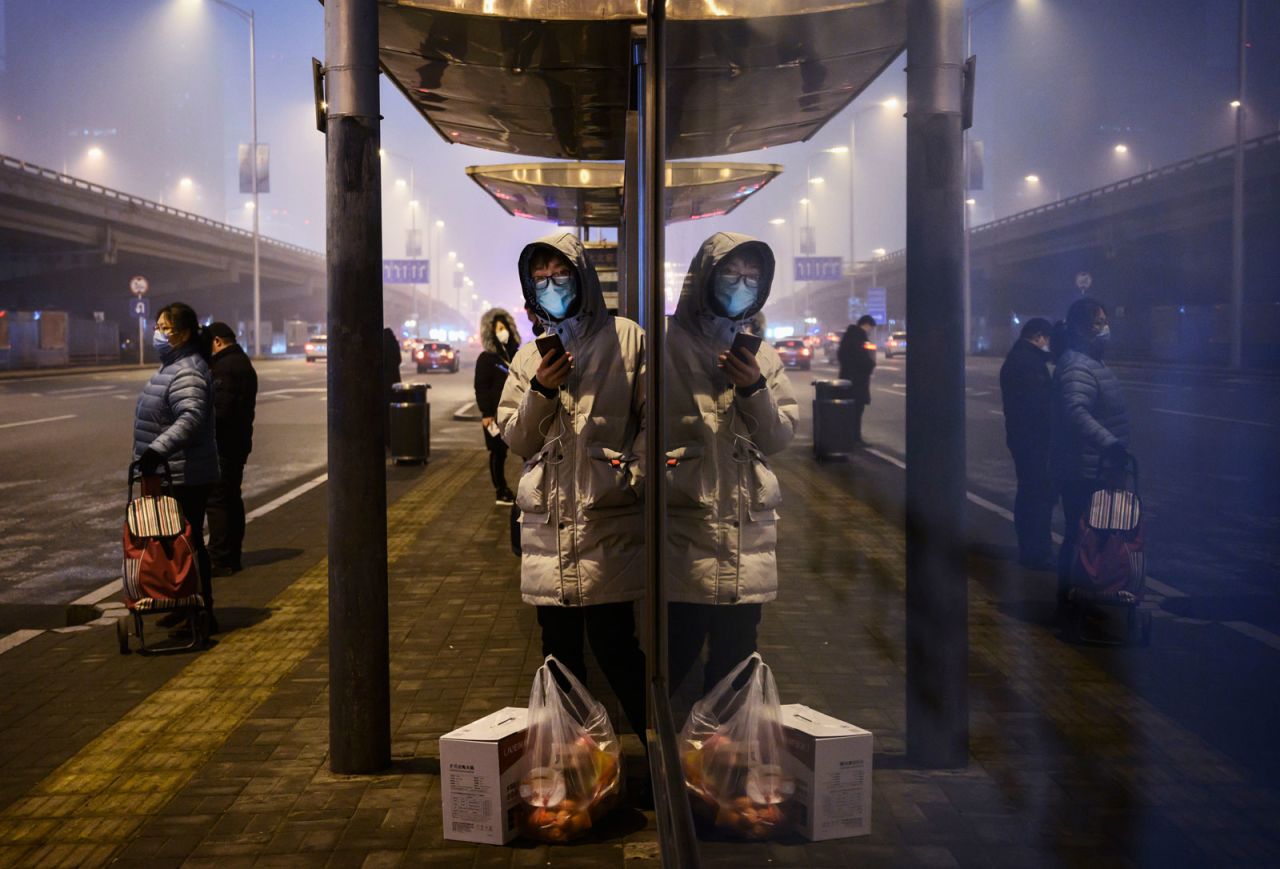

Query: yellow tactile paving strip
left=0, top=453, right=477, bottom=868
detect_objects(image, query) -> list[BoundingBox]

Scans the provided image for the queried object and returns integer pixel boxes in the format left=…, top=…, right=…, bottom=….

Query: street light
left=86, top=146, right=104, bottom=161
left=178, top=176, right=194, bottom=190
left=1024, top=174, right=1040, bottom=184
left=196, top=0, right=261, bottom=357
left=769, top=218, right=786, bottom=225
left=1113, top=143, right=1129, bottom=154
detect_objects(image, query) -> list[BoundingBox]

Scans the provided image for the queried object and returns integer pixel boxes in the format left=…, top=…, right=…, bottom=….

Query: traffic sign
left=129, top=275, right=149, bottom=296
left=130, top=298, right=149, bottom=319
left=866, top=287, right=887, bottom=325
left=794, top=256, right=844, bottom=282
left=382, top=259, right=431, bottom=284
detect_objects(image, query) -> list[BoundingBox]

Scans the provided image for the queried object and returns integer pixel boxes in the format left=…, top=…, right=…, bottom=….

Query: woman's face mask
left=534, top=274, right=577, bottom=320
left=495, top=325, right=510, bottom=344
left=713, top=272, right=760, bottom=318
left=153, top=327, right=171, bottom=353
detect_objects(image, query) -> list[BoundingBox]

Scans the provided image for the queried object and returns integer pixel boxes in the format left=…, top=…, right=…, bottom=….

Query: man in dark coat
left=206, top=322, right=258, bottom=575
left=1000, top=318, right=1055, bottom=569
left=837, top=314, right=877, bottom=444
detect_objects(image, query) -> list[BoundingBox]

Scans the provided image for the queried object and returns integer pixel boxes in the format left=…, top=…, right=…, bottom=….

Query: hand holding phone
left=535, top=333, right=572, bottom=389
left=730, top=331, right=762, bottom=360
left=719, top=332, right=763, bottom=388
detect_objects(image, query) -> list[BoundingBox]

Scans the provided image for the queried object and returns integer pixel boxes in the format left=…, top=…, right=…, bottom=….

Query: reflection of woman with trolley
left=474, top=308, right=521, bottom=505
left=131, top=302, right=220, bottom=633
left=1049, top=298, right=1132, bottom=626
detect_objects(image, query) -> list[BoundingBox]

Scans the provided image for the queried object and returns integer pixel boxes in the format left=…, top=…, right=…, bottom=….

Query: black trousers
left=206, top=458, right=245, bottom=570
left=483, top=428, right=509, bottom=493
left=536, top=603, right=647, bottom=738
left=853, top=401, right=867, bottom=442
left=1011, top=447, right=1054, bottom=565
left=667, top=602, right=763, bottom=697
left=173, top=483, right=213, bottom=611
left=1057, top=478, right=1100, bottom=605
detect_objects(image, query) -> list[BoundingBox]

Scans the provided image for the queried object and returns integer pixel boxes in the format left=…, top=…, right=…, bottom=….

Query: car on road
left=416, top=342, right=460, bottom=373
left=883, top=331, right=908, bottom=359
left=774, top=338, right=812, bottom=370
left=304, top=335, right=327, bottom=363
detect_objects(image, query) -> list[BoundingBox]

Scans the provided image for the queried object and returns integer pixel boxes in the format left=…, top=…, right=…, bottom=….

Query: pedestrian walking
left=837, top=314, right=877, bottom=444
left=205, top=322, right=258, bottom=576
left=474, top=308, right=520, bottom=505
left=498, top=232, right=647, bottom=738
left=664, top=232, right=798, bottom=696
left=132, top=302, right=220, bottom=632
left=1050, top=297, right=1131, bottom=618
left=382, top=326, right=402, bottom=401
left=1000, top=317, right=1055, bottom=569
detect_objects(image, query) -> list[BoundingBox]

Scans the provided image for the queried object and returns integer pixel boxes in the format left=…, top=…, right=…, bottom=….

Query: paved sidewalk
left=1, top=445, right=1279, bottom=867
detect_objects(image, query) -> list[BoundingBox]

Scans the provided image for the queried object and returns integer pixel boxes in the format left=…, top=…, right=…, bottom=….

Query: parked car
left=416, top=342, right=460, bottom=373
left=883, top=331, right=908, bottom=359
left=304, top=335, right=327, bottom=363
left=773, top=338, right=812, bottom=371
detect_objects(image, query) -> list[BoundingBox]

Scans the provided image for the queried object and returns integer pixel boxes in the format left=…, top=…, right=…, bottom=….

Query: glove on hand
left=1102, top=441, right=1129, bottom=467
left=137, top=448, right=164, bottom=476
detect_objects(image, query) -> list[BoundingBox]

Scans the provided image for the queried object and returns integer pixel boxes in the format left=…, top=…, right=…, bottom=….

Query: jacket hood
left=518, top=232, right=606, bottom=338
left=674, top=232, right=776, bottom=341
left=480, top=307, right=521, bottom=355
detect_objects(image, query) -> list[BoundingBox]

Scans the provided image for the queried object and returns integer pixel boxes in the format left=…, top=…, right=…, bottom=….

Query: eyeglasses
left=534, top=274, right=574, bottom=291
left=721, top=273, right=761, bottom=290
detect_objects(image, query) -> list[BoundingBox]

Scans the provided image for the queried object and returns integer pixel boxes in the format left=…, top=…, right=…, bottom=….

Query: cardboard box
left=781, top=704, right=874, bottom=841
left=440, top=707, right=528, bottom=845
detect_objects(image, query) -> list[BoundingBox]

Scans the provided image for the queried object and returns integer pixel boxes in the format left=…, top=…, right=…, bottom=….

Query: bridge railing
left=1, top=153, right=324, bottom=261
left=870, top=130, right=1280, bottom=269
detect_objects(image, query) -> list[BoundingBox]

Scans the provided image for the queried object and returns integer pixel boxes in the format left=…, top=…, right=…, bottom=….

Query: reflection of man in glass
left=665, top=233, right=798, bottom=696
left=497, top=232, right=647, bottom=738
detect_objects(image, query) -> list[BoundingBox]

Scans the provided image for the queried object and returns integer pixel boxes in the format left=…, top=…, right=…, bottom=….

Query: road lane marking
left=45, top=384, right=121, bottom=395
left=64, top=471, right=332, bottom=613
left=0, top=414, right=77, bottom=430
left=1151, top=408, right=1275, bottom=429
left=0, top=629, right=42, bottom=655
left=874, top=387, right=906, bottom=397
left=989, top=409, right=1004, bottom=416
left=258, top=387, right=328, bottom=396
left=862, top=447, right=1280, bottom=647
left=0, top=453, right=479, bottom=863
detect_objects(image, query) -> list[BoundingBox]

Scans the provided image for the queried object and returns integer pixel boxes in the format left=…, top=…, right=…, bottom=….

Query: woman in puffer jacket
left=664, top=232, right=798, bottom=696
left=497, top=232, right=647, bottom=738
left=1049, top=296, right=1131, bottom=617
left=132, top=302, right=220, bottom=627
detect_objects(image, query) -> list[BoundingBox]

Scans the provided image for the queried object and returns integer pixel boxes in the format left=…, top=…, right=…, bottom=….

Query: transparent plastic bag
left=518, top=655, right=623, bottom=842
left=679, top=653, right=794, bottom=839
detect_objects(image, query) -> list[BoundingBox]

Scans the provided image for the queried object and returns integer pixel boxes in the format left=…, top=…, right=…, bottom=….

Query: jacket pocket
left=665, top=444, right=710, bottom=510
left=516, top=445, right=556, bottom=515
left=746, top=448, right=782, bottom=513
left=584, top=445, right=640, bottom=511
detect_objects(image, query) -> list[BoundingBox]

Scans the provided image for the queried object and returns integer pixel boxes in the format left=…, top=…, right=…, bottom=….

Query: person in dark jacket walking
left=205, top=322, right=258, bottom=576
left=382, top=327, right=403, bottom=449
left=837, top=314, right=877, bottom=443
left=474, top=307, right=521, bottom=504
left=1000, top=317, right=1055, bottom=569
left=133, top=302, right=220, bottom=627
left=1050, top=298, right=1131, bottom=614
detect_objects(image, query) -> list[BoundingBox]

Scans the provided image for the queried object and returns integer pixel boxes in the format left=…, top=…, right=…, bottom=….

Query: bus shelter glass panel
left=659, top=2, right=906, bottom=861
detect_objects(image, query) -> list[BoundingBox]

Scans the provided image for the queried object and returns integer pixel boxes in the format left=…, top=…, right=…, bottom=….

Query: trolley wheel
left=116, top=617, right=131, bottom=655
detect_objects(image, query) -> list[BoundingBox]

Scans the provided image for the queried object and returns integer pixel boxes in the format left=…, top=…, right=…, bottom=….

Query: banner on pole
left=794, top=256, right=844, bottom=282
left=382, top=260, right=430, bottom=284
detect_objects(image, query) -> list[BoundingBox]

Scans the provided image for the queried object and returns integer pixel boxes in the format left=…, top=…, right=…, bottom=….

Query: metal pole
left=1230, top=0, right=1247, bottom=369
left=410, top=163, right=418, bottom=333
left=905, top=0, right=968, bottom=768
left=250, top=10, right=262, bottom=358
left=849, top=114, right=857, bottom=291
left=961, top=10, right=972, bottom=356
left=324, top=0, right=390, bottom=775
left=138, top=316, right=144, bottom=366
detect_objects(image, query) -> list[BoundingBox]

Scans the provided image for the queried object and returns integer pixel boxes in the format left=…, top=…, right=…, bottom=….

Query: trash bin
left=389, top=401, right=427, bottom=464
left=389, top=382, right=431, bottom=461
left=812, top=379, right=857, bottom=461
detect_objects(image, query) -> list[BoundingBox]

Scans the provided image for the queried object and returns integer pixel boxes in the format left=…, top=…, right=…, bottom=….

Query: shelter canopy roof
left=465, top=161, right=783, bottom=226
left=379, top=0, right=905, bottom=160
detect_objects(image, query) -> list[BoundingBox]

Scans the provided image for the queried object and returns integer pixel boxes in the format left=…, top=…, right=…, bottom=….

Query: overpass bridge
left=798, top=132, right=1280, bottom=366
left=0, top=153, right=326, bottom=336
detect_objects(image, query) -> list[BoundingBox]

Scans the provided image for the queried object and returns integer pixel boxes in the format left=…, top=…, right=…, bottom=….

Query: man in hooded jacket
left=664, top=232, right=798, bottom=696
left=497, top=232, right=647, bottom=737
left=838, top=315, right=877, bottom=444
left=474, top=308, right=520, bottom=504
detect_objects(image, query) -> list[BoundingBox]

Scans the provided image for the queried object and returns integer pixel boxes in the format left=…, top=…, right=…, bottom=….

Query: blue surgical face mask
left=713, top=274, right=759, bottom=318
left=153, top=328, right=171, bottom=353
left=1093, top=324, right=1111, bottom=344
left=534, top=274, right=577, bottom=319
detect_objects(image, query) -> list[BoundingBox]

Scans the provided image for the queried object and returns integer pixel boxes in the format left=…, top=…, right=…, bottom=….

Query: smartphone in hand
left=535, top=333, right=566, bottom=360
left=730, top=331, right=762, bottom=361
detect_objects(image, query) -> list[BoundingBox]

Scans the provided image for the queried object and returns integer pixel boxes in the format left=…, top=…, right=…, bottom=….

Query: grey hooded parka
left=498, top=233, right=646, bottom=607
left=665, top=232, right=798, bottom=605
